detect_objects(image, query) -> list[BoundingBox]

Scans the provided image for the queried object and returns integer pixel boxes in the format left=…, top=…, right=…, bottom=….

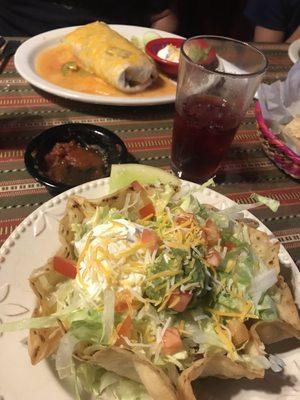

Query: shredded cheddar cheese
left=212, top=314, right=236, bottom=359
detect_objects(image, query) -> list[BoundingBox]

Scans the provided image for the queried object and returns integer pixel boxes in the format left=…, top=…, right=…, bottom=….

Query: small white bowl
left=288, top=38, right=300, bottom=63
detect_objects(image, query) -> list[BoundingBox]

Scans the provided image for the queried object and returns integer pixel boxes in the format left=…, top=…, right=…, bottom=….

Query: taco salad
left=1, top=171, right=300, bottom=400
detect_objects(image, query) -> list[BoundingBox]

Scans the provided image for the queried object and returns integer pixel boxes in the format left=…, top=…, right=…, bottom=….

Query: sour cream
left=157, top=44, right=180, bottom=63
left=74, top=219, right=147, bottom=296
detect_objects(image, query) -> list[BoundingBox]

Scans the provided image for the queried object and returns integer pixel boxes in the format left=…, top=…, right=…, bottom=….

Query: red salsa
left=44, top=140, right=105, bottom=185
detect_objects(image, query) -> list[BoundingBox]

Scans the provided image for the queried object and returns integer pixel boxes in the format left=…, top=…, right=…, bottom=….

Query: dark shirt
left=0, top=0, right=172, bottom=36
left=245, top=0, right=300, bottom=39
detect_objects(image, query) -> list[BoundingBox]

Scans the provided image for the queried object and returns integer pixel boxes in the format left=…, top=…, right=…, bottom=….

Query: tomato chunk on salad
left=167, top=291, right=193, bottom=312
left=162, top=327, right=183, bottom=355
left=115, top=315, right=132, bottom=346
left=53, top=256, right=77, bottom=279
left=141, top=228, right=159, bottom=250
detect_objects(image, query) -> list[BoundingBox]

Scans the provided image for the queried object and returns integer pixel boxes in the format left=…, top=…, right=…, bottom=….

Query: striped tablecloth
left=0, top=42, right=299, bottom=265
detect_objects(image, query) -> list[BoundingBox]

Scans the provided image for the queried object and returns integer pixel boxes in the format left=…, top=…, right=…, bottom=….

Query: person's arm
left=254, top=25, right=285, bottom=42
left=286, top=25, right=300, bottom=43
left=150, top=8, right=178, bottom=32
left=245, top=0, right=287, bottom=43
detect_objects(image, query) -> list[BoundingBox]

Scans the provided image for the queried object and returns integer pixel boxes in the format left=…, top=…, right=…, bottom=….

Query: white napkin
left=257, top=60, right=300, bottom=155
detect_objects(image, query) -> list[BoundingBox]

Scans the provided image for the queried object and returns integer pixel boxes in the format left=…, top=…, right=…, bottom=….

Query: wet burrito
left=63, top=21, right=158, bottom=92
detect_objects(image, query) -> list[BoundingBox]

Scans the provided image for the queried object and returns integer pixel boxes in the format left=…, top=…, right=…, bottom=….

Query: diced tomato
left=131, top=180, right=145, bottom=192
left=224, top=240, right=235, bottom=252
left=203, top=219, right=220, bottom=247
left=139, top=202, right=155, bottom=219
left=141, top=228, right=158, bottom=250
left=205, top=250, right=221, bottom=267
left=162, top=327, right=183, bottom=355
left=115, top=315, right=132, bottom=346
left=174, top=213, right=195, bottom=227
left=53, top=256, right=77, bottom=279
left=167, top=291, right=193, bottom=312
left=115, top=290, right=132, bottom=313
left=131, top=180, right=155, bottom=218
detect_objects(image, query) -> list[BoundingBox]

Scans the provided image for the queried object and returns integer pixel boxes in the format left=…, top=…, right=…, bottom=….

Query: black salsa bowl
left=24, top=123, right=128, bottom=195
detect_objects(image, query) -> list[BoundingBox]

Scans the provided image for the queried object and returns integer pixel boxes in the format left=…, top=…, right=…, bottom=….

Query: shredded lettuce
left=250, top=193, right=280, bottom=212
left=218, top=193, right=279, bottom=222
left=131, top=31, right=161, bottom=51
left=0, top=308, right=98, bottom=333
left=143, top=31, right=161, bottom=46
left=249, top=268, right=278, bottom=305
left=55, top=332, right=78, bottom=379
left=179, top=193, right=200, bottom=214
left=0, top=314, right=66, bottom=332
left=189, top=323, right=224, bottom=349
left=148, top=184, right=176, bottom=215
left=268, top=354, right=285, bottom=372
left=131, top=35, right=144, bottom=50
left=71, top=317, right=103, bottom=343
left=99, top=376, right=152, bottom=400
left=200, top=176, right=216, bottom=189
left=76, top=364, right=105, bottom=396
left=257, top=294, right=278, bottom=321
left=76, top=367, right=148, bottom=400
left=101, top=289, right=115, bottom=344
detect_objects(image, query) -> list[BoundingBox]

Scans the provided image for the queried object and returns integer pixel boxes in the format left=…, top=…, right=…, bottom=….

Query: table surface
left=0, top=42, right=299, bottom=266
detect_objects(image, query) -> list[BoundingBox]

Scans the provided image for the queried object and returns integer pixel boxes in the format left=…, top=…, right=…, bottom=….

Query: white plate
left=0, top=178, right=299, bottom=400
left=288, top=38, right=300, bottom=63
left=14, top=25, right=181, bottom=106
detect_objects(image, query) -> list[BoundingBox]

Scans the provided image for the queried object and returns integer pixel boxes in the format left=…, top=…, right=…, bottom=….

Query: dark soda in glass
left=171, top=94, right=241, bottom=182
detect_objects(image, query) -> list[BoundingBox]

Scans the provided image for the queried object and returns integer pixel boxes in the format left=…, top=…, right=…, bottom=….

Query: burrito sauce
left=36, top=44, right=176, bottom=97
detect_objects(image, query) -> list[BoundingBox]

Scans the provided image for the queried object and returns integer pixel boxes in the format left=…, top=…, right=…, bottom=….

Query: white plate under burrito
left=15, top=25, right=182, bottom=106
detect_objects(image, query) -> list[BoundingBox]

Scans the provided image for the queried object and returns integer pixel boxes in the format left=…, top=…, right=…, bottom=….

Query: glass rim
left=181, top=35, right=268, bottom=78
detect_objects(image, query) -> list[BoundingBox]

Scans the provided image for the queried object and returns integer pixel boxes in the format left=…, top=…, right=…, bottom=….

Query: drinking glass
left=171, top=36, right=267, bottom=182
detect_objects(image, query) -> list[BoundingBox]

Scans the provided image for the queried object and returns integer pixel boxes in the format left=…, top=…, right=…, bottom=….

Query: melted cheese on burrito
left=63, top=21, right=158, bottom=93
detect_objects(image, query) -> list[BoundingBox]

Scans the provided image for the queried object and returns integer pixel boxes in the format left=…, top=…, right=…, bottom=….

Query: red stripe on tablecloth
left=220, top=158, right=273, bottom=172
left=0, top=187, right=46, bottom=197
left=275, top=227, right=300, bottom=236
left=0, top=95, right=53, bottom=107
left=0, top=150, right=25, bottom=161
left=125, top=136, right=171, bottom=149
left=0, top=178, right=37, bottom=186
left=277, top=230, right=300, bottom=249
left=122, top=135, right=172, bottom=143
left=0, top=179, right=45, bottom=196
left=0, top=230, right=18, bottom=243
left=5, top=58, right=15, bottom=69
left=0, top=137, right=173, bottom=154
left=281, top=241, right=300, bottom=250
left=0, top=77, right=27, bottom=85
left=0, top=114, right=252, bottom=131
left=0, top=219, right=23, bottom=242
left=0, top=217, right=23, bottom=227
left=234, top=131, right=259, bottom=144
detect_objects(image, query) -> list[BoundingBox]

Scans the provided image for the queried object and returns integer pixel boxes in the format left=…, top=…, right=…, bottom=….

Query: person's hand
left=151, top=8, right=178, bottom=33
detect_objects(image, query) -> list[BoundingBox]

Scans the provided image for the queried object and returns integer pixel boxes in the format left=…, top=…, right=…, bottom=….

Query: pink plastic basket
left=255, top=101, right=300, bottom=179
